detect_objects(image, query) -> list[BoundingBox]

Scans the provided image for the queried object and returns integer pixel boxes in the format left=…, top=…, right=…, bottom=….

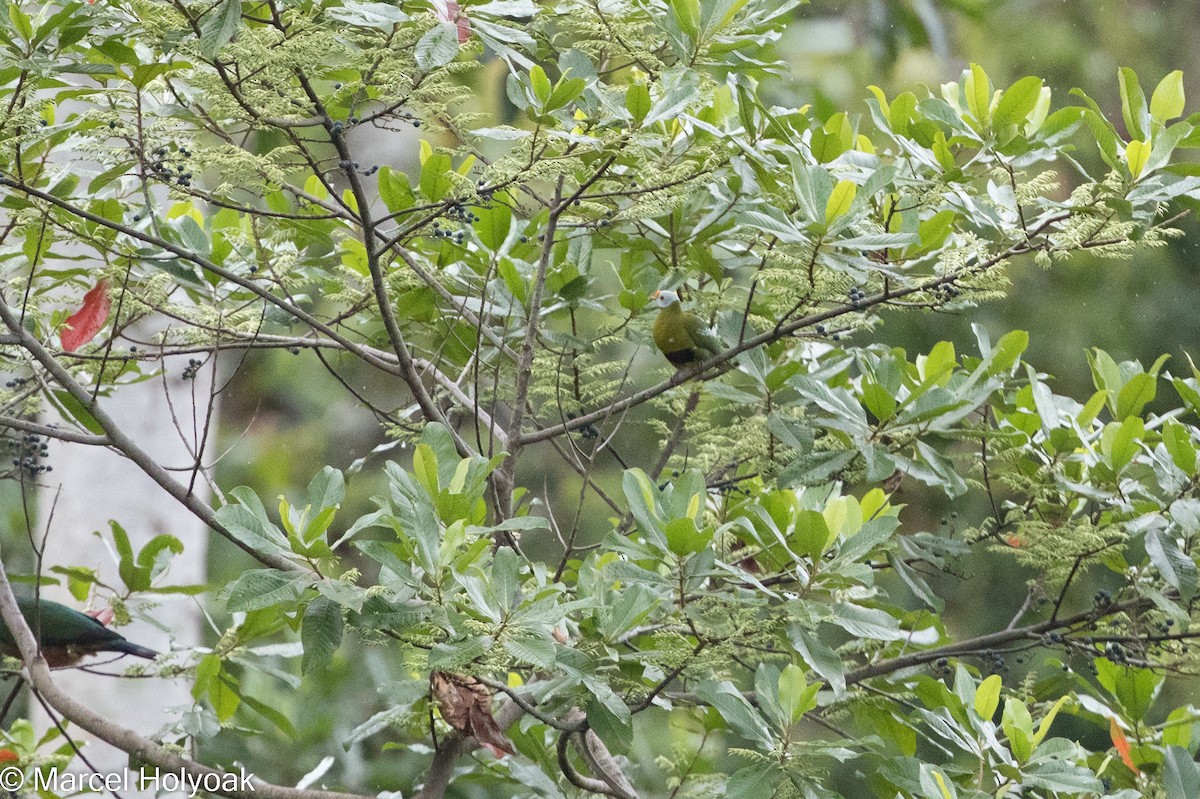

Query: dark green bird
left=0, top=596, right=158, bottom=667
left=651, top=289, right=723, bottom=367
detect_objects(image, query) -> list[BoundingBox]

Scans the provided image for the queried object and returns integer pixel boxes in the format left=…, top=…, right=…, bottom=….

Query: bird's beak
left=650, top=290, right=661, bottom=301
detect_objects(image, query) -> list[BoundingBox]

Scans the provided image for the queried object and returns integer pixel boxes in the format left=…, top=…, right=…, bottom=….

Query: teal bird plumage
left=0, top=596, right=158, bottom=667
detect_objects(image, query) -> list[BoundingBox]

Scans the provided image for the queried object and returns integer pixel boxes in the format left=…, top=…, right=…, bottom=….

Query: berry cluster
left=148, top=145, right=193, bottom=188
left=445, top=202, right=479, bottom=224
left=181, top=358, right=203, bottom=380
left=4, top=376, right=28, bottom=389
left=430, top=203, right=480, bottom=245
left=848, top=287, right=866, bottom=307
left=7, top=433, right=51, bottom=477
left=337, top=159, right=379, bottom=176
left=981, top=649, right=1009, bottom=674
left=431, top=222, right=465, bottom=243
left=935, top=282, right=962, bottom=301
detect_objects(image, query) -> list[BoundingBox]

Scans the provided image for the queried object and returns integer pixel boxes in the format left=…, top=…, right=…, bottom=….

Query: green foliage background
left=189, top=1, right=1200, bottom=793
left=3, top=0, right=1200, bottom=797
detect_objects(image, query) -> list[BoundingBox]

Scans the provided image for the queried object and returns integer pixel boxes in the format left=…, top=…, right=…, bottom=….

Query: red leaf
left=436, top=0, right=471, bottom=42
left=1109, top=716, right=1141, bottom=775
left=0, top=749, right=18, bottom=763
left=60, top=279, right=111, bottom=352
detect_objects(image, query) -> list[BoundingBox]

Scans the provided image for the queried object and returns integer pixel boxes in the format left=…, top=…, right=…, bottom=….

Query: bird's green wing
left=682, top=313, right=723, bottom=357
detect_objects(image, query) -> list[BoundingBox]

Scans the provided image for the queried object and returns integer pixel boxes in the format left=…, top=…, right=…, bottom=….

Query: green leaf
left=212, top=674, right=241, bottom=722
left=694, top=680, right=774, bottom=750
left=974, top=674, right=1001, bottom=720
left=1116, top=372, right=1156, bottom=419
left=199, top=0, right=242, bottom=58
left=1162, top=707, right=1195, bottom=750
left=474, top=196, right=512, bottom=250
left=1119, top=67, right=1149, bottom=141
left=1002, top=698, right=1034, bottom=763
left=415, top=23, right=459, bottom=70
left=827, top=603, right=906, bottom=641
left=1151, top=70, right=1186, bottom=125
left=1146, top=530, right=1198, bottom=603
left=824, top=179, right=856, bottom=225
left=670, top=0, right=701, bottom=37
left=1126, top=139, right=1151, bottom=178
left=529, top=65, right=551, bottom=106
left=240, top=693, right=297, bottom=739
left=787, top=625, right=846, bottom=696
left=226, top=569, right=313, bottom=612
left=1163, top=421, right=1198, bottom=475
left=989, top=329, right=1029, bottom=375
left=1095, top=657, right=1163, bottom=720
left=725, top=764, right=783, bottom=799
left=993, top=76, right=1044, bottom=128
left=1165, top=746, right=1200, bottom=799
left=965, top=63, right=992, bottom=128
left=1100, top=417, right=1144, bottom=472
left=664, top=517, right=712, bottom=556
left=791, top=509, right=832, bottom=560
left=546, top=77, right=585, bottom=112
left=51, top=390, right=104, bottom=435
left=777, top=664, right=818, bottom=724
left=301, top=597, right=344, bottom=674
left=1031, top=695, right=1069, bottom=748
left=586, top=696, right=632, bottom=756
left=377, top=166, right=414, bottom=213
left=306, top=466, right=345, bottom=513
left=419, top=152, right=454, bottom=202
left=626, top=82, right=651, bottom=127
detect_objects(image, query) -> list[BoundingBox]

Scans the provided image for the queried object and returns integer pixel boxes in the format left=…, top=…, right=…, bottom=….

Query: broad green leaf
left=1095, top=657, right=1163, bottom=720
left=993, top=76, right=1044, bottom=128
left=1164, top=745, right=1200, bottom=799
left=1151, top=70, right=1186, bottom=124
left=670, top=0, right=701, bottom=37
left=301, top=597, right=344, bottom=674
left=965, top=63, right=991, bottom=128
left=824, top=180, right=856, bottom=225
left=1146, top=530, right=1198, bottom=603
left=199, top=0, right=241, bottom=58
left=777, top=663, right=818, bottom=724
left=1002, top=698, right=1034, bottom=763
left=1126, top=138, right=1151, bottom=178
left=227, top=569, right=313, bottom=612
left=419, top=152, right=455, bottom=201
left=695, top=681, right=774, bottom=750
left=725, top=764, right=783, bottom=799
left=626, top=82, right=651, bottom=126
left=974, top=674, right=1001, bottom=720
left=1119, top=67, right=1149, bottom=141
left=529, top=65, right=551, bottom=105
left=1116, top=372, right=1156, bottom=419
left=415, top=22, right=459, bottom=70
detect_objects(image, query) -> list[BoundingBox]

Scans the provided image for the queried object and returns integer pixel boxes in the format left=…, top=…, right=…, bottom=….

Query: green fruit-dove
left=651, top=290, right=723, bottom=367
left=0, top=596, right=158, bottom=667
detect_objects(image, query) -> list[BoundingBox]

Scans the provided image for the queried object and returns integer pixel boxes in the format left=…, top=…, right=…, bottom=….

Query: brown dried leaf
left=430, top=671, right=514, bottom=757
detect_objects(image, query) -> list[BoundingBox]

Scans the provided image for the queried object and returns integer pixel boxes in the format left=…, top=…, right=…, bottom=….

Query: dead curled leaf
left=430, top=671, right=514, bottom=757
